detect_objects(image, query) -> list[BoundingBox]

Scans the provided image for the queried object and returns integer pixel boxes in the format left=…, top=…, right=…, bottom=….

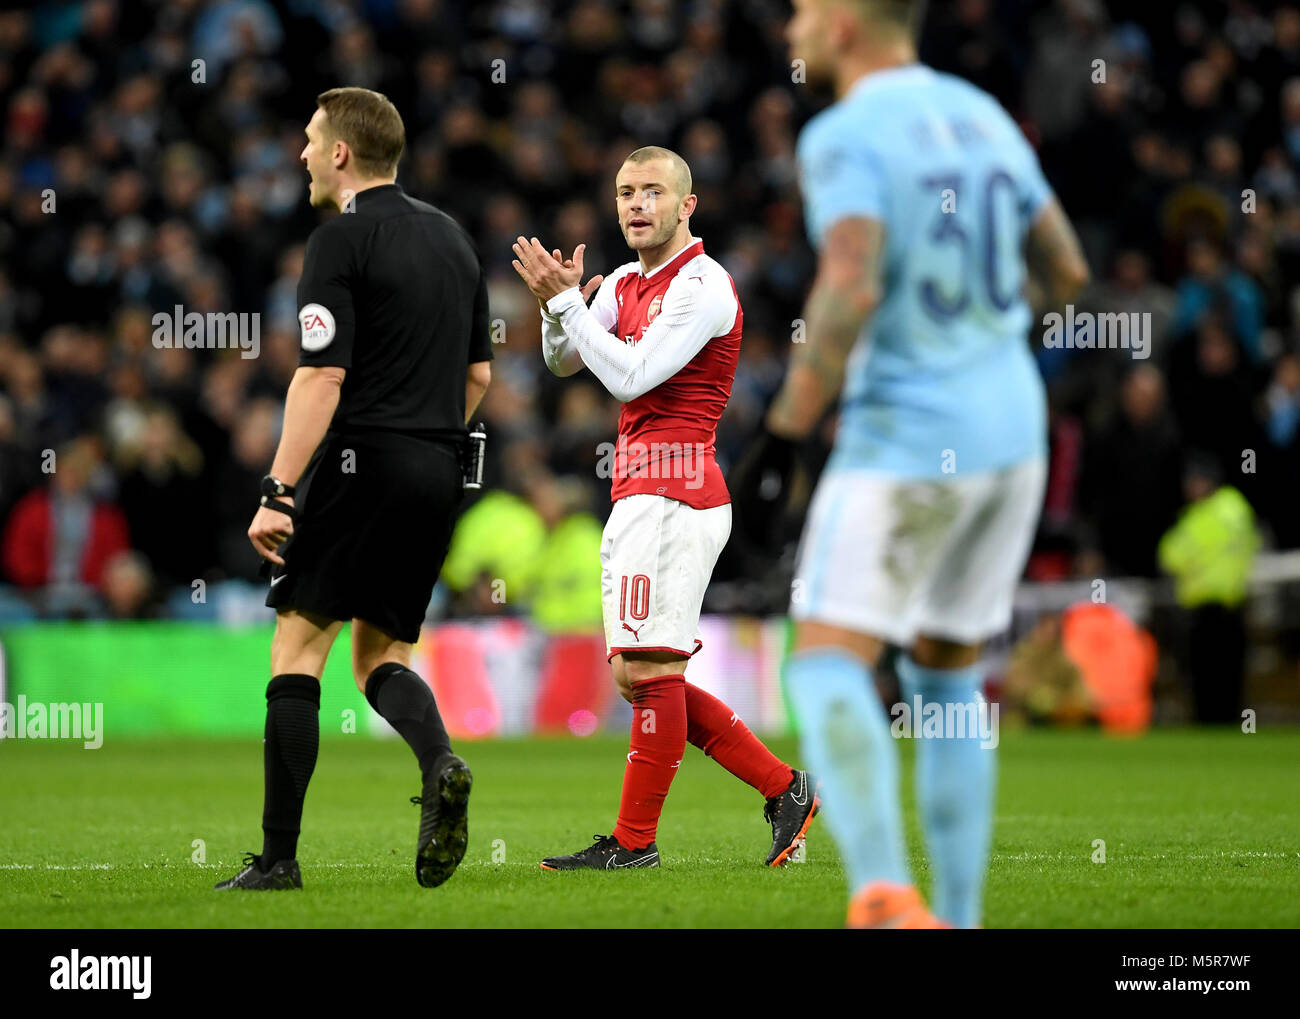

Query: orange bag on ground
left=1060, top=602, right=1157, bottom=734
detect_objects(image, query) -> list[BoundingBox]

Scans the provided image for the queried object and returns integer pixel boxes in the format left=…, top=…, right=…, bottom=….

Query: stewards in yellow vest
left=1157, top=466, right=1260, bottom=724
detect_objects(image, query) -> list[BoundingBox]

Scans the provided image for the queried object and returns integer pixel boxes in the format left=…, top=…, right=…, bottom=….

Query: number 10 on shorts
left=619, top=574, right=650, bottom=620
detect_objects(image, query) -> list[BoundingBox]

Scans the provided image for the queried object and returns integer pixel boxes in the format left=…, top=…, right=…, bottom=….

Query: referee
left=216, top=87, right=493, bottom=891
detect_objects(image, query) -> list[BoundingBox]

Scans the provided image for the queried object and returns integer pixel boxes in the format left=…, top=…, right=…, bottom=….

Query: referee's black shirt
left=295, top=183, right=493, bottom=434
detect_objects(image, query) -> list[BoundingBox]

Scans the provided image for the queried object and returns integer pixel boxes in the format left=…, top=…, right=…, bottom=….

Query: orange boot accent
left=846, top=881, right=944, bottom=929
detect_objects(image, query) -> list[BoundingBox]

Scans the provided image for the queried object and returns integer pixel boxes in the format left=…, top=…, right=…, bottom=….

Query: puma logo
left=622, top=622, right=643, bottom=641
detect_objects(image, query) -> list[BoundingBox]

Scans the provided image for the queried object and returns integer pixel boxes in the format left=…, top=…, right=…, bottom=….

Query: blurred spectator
left=114, top=404, right=211, bottom=586
left=525, top=472, right=603, bottom=634
left=98, top=548, right=160, bottom=619
left=1171, top=237, right=1266, bottom=362
left=212, top=395, right=277, bottom=581
left=1, top=433, right=129, bottom=615
left=1080, top=365, right=1183, bottom=576
left=441, top=488, right=547, bottom=618
left=1158, top=457, right=1261, bottom=723
left=440, top=469, right=602, bottom=631
left=1167, top=313, right=1266, bottom=504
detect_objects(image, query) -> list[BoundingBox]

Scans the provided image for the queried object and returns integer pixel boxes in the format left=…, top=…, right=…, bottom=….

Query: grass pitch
left=1, top=729, right=1297, bottom=928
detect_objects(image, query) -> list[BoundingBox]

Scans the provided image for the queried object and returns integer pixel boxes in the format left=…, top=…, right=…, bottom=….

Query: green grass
left=1, top=729, right=1297, bottom=928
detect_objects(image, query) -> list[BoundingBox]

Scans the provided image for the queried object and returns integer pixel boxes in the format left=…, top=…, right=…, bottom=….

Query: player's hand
left=512, top=237, right=589, bottom=304
left=248, top=500, right=294, bottom=565
left=553, top=248, right=604, bottom=303
left=728, top=426, right=798, bottom=554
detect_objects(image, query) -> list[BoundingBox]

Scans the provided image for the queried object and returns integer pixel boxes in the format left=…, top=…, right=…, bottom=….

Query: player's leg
left=681, top=684, right=792, bottom=801
left=900, top=458, right=1046, bottom=929
left=786, top=621, right=940, bottom=926
left=540, top=647, right=684, bottom=869
left=215, top=607, right=343, bottom=890
left=613, top=649, right=690, bottom=855
left=675, top=503, right=814, bottom=862
left=541, top=496, right=692, bottom=870
left=353, top=619, right=454, bottom=784
left=783, top=470, right=958, bottom=927
left=605, top=509, right=809, bottom=865
left=612, top=498, right=803, bottom=859
left=353, top=617, right=471, bottom=888
left=610, top=650, right=814, bottom=867
left=896, top=634, right=990, bottom=930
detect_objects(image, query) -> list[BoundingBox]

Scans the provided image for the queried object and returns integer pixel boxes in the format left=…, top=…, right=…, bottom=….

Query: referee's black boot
left=214, top=852, right=302, bottom=890
left=411, top=754, right=473, bottom=887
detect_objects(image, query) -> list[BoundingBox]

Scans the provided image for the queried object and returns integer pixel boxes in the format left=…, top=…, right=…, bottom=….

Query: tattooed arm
left=766, top=216, right=885, bottom=441
left=1024, top=197, right=1091, bottom=315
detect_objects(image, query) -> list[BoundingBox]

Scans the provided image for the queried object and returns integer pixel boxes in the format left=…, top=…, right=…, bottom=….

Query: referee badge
left=299, top=303, right=336, bottom=351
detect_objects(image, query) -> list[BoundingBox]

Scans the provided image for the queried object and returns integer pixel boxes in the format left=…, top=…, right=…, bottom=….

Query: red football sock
left=685, top=682, right=793, bottom=799
left=612, top=674, right=688, bottom=850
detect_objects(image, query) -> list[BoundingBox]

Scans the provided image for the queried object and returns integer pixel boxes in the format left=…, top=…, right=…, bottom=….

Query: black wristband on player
left=258, top=475, right=298, bottom=521
left=260, top=475, right=295, bottom=499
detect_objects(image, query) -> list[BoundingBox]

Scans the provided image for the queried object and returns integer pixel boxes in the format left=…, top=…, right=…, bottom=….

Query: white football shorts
left=791, top=458, right=1046, bottom=646
left=601, top=494, right=731, bottom=660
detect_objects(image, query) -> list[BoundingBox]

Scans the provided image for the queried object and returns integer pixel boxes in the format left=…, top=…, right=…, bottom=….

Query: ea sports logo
left=299, top=303, right=336, bottom=351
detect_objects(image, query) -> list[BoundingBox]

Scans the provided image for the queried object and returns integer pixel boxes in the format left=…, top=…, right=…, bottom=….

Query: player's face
left=786, top=0, right=836, bottom=84
left=616, top=161, right=681, bottom=251
left=301, top=108, right=339, bottom=209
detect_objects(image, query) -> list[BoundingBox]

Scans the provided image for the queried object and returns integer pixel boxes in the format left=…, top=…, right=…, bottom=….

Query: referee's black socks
left=364, top=663, right=453, bottom=784
left=260, top=674, right=321, bottom=868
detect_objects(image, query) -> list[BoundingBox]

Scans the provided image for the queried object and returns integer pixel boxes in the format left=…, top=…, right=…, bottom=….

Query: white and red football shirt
left=541, top=237, right=741, bottom=509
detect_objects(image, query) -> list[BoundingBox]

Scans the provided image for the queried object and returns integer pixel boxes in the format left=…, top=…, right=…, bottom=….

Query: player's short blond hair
left=622, top=146, right=693, bottom=200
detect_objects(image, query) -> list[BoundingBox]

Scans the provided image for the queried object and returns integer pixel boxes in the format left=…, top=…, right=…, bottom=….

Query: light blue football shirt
left=797, top=64, right=1052, bottom=476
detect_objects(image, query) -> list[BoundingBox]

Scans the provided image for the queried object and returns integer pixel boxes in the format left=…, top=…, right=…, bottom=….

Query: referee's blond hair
left=316, top=87, right=405, bottom=178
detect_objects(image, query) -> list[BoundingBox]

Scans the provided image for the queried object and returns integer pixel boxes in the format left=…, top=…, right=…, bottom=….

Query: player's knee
left=911, top=635, right=981, bottom=670
left=357, top=659, right=411, bottom=700
left=270, top=613, right=331, bottom=678
left=353, top=654, right=407, bottom=693
left=351, top=621, right=411, bottom=691
left=792, top=620, right=885, bottom=667
left=621, top=651, right=688, bottom=686
left=612, top=669, right=634, bottom=703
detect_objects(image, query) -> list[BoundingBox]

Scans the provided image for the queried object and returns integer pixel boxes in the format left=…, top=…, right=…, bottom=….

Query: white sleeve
left=544, top=272, right=737, bottom=402
left=540, top=273, right=621, bottom=378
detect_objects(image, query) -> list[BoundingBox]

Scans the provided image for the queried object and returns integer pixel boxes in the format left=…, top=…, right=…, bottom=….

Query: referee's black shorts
left=265, top=428, right=462, bottom=643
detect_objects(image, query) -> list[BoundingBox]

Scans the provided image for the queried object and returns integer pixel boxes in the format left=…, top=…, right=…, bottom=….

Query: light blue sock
left=784, top=649, right=909, bottom=893
left=896, top=657, right=997, bottom=929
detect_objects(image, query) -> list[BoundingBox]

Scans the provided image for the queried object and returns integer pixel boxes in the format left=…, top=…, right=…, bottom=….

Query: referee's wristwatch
left=259, top=475, right=298, bottom=520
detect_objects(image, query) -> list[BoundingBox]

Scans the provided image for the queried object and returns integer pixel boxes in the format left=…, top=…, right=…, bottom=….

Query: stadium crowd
left=0, top=0, right=1298, bottom=626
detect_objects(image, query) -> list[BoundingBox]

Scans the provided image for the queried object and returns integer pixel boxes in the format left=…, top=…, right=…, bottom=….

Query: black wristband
left=258, top=495, right=298, bottom=522
left=260, top=474, right=295, bottom=500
